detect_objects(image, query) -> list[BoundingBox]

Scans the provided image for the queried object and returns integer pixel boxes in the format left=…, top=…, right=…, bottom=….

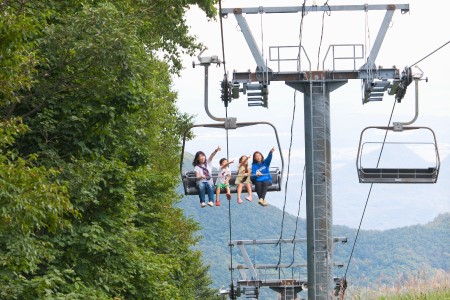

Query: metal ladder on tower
left=311, top=80, right=332, bottom=298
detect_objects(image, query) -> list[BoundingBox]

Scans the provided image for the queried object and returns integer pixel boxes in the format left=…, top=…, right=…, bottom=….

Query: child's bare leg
left=237, top=184, right=243, bottom=200
left=215, top=187, right=220, bottom=202
left=245, top=183, right=253, bottom=201
left=236, top=184, right=243, bottom=203
left=226, top=186, right=231, bottom=200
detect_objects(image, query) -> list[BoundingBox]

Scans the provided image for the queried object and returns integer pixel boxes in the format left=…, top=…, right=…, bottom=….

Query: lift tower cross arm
left=222, top=4, right=409, bottom=79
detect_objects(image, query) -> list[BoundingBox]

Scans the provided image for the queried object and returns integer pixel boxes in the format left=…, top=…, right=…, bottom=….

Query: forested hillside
left=0, top=1, right=218, bottom=299
left=178, top=193, right=450, bottom=292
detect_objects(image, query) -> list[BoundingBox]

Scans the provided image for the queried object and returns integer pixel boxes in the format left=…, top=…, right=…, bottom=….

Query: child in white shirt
left=215, top=158, right=234, bottom=206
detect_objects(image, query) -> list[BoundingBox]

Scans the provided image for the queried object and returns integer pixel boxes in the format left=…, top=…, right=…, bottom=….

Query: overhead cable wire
left=343, top=99, right=397, bottom=279
left=364, top=7, right=371, bottom=62
left=277, top=0, right=306, bottom=274
left=276, top=89, right=298, bottom=268
left=218, top=1, right=235, bottom=297
left=275, top=1, right=307, bottom=269
left=408, top=40, right=450, bottom=68
left=260, top=6, right=265, bottom=61
left=225, top=108, right=235, bottom=298
left=298, top=0, right=307, bottom=53
left=364, top=8, right=372, bottom=82
left=343, top=41, right=450, bottom=281
left=342, top=18, right=450, bottom=291
left=316, top=1, right=330, bottom=71
left=288, top=163, right=306, bottom=268
left=218, top=0, right=227, bottom=74
left=277, top=0, right=306, bottom=268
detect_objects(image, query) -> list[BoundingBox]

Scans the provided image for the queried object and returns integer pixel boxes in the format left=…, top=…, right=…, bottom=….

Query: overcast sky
left=174, top=0, right=450, bottom=229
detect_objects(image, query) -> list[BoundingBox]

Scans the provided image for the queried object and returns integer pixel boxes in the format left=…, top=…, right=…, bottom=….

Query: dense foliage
left=0, top=0, right=219, bottom=299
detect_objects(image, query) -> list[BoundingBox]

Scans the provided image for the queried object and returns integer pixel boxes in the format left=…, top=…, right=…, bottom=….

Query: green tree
left=1, top=1, right=217, bottom=299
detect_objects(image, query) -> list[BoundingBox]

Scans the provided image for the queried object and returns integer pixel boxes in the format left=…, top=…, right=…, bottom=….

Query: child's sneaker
left=226, top=193, right=231, bottom=200
left=262, top=200, right=269, bottom=206
left=216, top=200, right=221, bottom=206
left=258, top=198, right=264, bottom=206
left=207, top=201, right=214, bottom=207
left=245, top=196, right=252, bottom=202
left=201, top=202, right=206, bottom=208
left=237, top=198, right=243, bottom=204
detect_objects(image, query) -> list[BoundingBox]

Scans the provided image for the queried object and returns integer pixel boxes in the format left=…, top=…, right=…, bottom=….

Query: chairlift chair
left=180, top=121, right=284, bottom=195
left=356, top=126, right=440, bottom=183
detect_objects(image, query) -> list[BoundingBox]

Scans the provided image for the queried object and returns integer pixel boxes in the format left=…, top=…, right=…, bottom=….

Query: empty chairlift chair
left=356, top=126, right=440, bottom=183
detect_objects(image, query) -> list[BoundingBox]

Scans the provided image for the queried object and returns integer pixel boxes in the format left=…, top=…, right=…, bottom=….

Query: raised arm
left=265, top=147, right=275, bottom=166
left=224, top=160, right=234, bottom=168
left=238, top=155, right=251, bottom=168
left=208, top=146, right=221, bottom=162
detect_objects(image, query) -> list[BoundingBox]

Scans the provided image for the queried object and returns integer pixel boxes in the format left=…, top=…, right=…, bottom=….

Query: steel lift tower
left=221, top=3, right=410, bottom=299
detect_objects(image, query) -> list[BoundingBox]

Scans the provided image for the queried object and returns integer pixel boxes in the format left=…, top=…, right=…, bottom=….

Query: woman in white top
left=193, top=146, right=221, bottom=207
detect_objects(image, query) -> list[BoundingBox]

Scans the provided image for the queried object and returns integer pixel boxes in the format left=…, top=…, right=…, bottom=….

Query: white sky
left=174, top=0, right=450, bottom=229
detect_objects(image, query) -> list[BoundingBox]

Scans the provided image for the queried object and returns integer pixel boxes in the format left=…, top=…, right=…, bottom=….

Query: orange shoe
left=216, top=200, right=220, bottom=206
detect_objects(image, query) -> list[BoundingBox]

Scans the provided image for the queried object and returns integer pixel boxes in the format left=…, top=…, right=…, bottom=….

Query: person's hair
left=252, top=151, right=264, bottom=164
left=239, top=155, right=249, bottom=174
left=219, top=158, right=227, bottom=166
left=193, top=151, right=206, bottom=167
left=238, top=155, right=247, bottom=164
